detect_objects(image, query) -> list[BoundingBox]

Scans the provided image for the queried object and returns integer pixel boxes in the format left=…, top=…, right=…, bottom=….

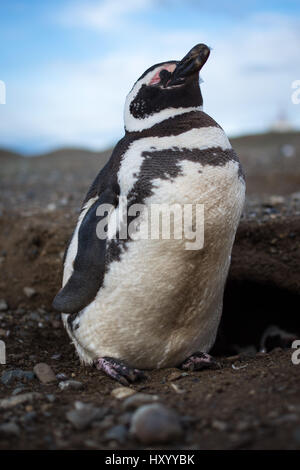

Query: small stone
left=168, top=371, right=183, bottom=381
left=66, top=401, right=107, bottom=430
left=0, top=392, right=42, bottom=409
left=46, top=394, right=56, bottom=403
left=23, top=287, right=37, bottom=298
left=46, top=203, right=56, bottom=212
left=20, top=411, right=37, bottom=424
left=170, top=383, right=185, bottom=394
left=51, top=353, right=61, bottom=360
left=111, top=386, right=136, bottom=400
left=0, top=299, right=8, bottom=311
left=104, top=424, right=128, bottom=444
left=212, top=419, right=228, bottom=431
left=1, top=369, right=35, bottom=386
left=122, top=393, right=160, bottom=411
left=11, top=386, right=25, bottom=396
left=56, top=373, right=67, bottom=380
left=0, top=422, right=20, bottom=436
left=34, top=363, right=56, bottom=384
left=51, top=320, right=61, bottom=329
left=269, top=195, right=284, bottom=206
left=58, top=380, right=84, bottom=390
left=130, top=403, right=182, bottom=445
left=92, top=415, right=115, bottom=431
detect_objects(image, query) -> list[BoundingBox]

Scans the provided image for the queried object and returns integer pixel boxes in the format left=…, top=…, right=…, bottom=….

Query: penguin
left=53, top=44, right=245, bottom=385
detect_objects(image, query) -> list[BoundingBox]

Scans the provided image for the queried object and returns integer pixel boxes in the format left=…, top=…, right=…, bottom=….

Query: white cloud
left=60, top=0, right=152, bottom=32
left=1, top=9, right=300, bottom=153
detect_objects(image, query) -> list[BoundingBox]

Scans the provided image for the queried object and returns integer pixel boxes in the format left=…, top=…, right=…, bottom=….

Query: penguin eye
left=159, top=69, right=172, bottom=86
left=149, top=68, right=172, bottom=86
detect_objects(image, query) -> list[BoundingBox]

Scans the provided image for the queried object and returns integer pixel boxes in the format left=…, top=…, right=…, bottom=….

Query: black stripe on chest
left=127, top=146, right=244, bottom=207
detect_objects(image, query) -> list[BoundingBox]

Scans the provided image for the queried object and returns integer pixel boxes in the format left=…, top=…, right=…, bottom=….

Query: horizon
left=1, top=0, right=300, bottom=155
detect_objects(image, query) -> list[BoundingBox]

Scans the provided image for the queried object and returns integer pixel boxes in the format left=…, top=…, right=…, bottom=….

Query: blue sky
left=0, top=0, right=300, bottom=154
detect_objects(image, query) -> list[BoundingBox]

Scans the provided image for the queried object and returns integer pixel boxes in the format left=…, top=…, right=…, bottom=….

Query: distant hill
left=1, top=131, right=300, bottom=210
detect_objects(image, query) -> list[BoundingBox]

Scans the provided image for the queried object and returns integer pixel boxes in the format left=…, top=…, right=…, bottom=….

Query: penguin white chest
left=66, top=151, right=245, bottom=369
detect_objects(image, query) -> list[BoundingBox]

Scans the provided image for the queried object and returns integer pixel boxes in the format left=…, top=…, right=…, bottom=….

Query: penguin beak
left=166, top=43, right=210, bottom=87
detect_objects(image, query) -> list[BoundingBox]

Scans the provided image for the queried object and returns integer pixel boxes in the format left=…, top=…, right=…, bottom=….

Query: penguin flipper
left=52, top=187, right=119, bottom=314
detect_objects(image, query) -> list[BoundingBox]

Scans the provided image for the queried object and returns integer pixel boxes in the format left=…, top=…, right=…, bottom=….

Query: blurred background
left=0, top=0, right=300, bottom=210
left=1, top=3, right=300, bottom=451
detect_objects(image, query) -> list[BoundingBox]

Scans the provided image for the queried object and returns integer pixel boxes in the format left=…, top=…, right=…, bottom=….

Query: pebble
left=1, top=369, right=35, bottom=385
left=122, top=393, right=160, bottom=411
left=168, top=371, right=184, bottom=381
left=92, top=415, right=115, bottom=431
left=0, top=392, right=42, bottom=409
left=130, top=403, right=182, bottom=445
left=23, top=287, right=37, bottom=298
left=211, top=419, right=228, bottom=431
left=104, top=424, right=128, bottom=444
left=46, top=394, right=56, bottom=403
left=59, top=380, right=84, bottom=391
left=34, top=363, right=56, bottom=384
left=20, top=411, right=37, bottom=424
left=0, top=422, right=20, bottom=436
left=66, top=401, right=107, bottom=430
left=0, top=299, right=8, bottom=311
left=51, top=353, right=61, bottom=360
left=56, top=373, right=67, bottom=380
left=111, top=386, right=136, bottom=400
left=11, top=386, right=26, bottom=396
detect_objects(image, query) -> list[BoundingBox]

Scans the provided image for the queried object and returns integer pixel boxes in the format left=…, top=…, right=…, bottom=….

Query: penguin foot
left=94, top=357, right=146, bottom=386
left=180, top=352, right=219, bottom=371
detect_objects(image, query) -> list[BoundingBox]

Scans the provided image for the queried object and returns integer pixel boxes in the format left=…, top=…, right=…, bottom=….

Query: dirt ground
left=0, top=136, right=300, bottom=450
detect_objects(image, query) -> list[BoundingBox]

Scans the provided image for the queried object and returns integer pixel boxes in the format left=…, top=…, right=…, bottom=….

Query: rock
left=92, top=415, right=115, bottom=431
left=1, top=369, right=35, bottom=386
left=58, top=380, right=84, bottom=391
left=0, top=392, right=42, bottom=409
left=269, top=196, right=285, bottom=206
left=104, top=424, right=128, bottom=444
left=168, top=371, right=183, bottom=381
left=130, top=403, right=182, bottom=445
left=51, top=353, right=61, bottom=360
left=23, top=287, right=37, bottom=298
left=33, top=363, right=56, bottom=384
left=0, top=299, right=8, bottom=311
left=0, top=422, right=20, bottom=436
left=46, top=394, right=56, bottom=403
left=66, top=401, right=107, bottom=430
left=20, top=411, right=37, bottom=424
left=46, top=203, right=57, bottom=212
left=56, top=373, right=67, bottom=381
left=111, top=386, right=136, bottom=400
left=11, top=386, right=25, bottom=396
left=122, top=393, right=160, bottom=411
left=211, top=419, right=228, bottom=431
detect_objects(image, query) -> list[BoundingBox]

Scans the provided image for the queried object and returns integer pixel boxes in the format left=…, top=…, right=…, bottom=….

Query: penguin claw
left=94, top=357, right=146, bottom=385
left=180, top=352, right=220, bottom=371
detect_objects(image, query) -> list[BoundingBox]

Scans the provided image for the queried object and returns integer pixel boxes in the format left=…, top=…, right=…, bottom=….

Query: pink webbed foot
left=94, top=357, right=146, bottom=385
left=180, top=352, right=219, bottom=371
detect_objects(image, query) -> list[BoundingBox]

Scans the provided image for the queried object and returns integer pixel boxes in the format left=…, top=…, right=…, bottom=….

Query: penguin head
left=124, top=43, right=210, bottom=132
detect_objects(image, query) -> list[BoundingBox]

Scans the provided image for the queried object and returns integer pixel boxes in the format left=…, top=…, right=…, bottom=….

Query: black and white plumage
left=53, top=44, right=245, bottom=380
